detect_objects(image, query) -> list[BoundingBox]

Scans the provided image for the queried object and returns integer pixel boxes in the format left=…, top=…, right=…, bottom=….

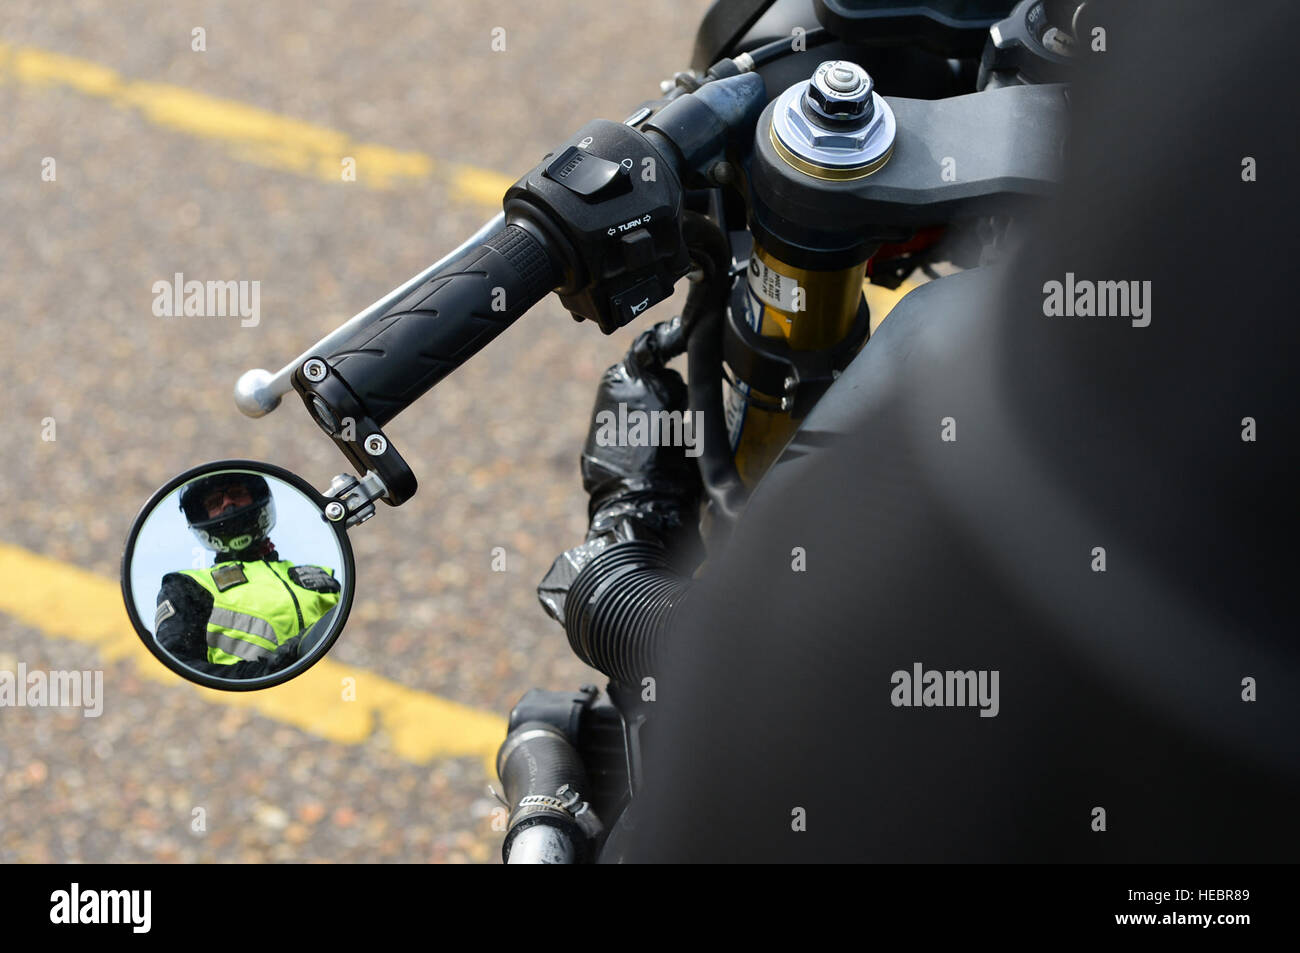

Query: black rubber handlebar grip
left=325, top=224, right=560, bottom=426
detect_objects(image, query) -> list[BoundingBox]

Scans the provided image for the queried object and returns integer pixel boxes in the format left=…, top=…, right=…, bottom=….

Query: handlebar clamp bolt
left=303, top=359, right=328, bottom=383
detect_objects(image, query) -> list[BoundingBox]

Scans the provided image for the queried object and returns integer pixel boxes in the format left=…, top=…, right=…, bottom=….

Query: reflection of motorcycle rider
left=153, top=473, right=341, bottom=679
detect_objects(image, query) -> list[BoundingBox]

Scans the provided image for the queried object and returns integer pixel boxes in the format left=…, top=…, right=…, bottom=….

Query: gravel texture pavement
left=0, top=0, right=708, bottom=863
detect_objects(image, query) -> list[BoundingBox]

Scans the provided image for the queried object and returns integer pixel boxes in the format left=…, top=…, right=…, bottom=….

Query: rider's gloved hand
left=270, top=635, right=302, bottom=670
left=538, top=317, right=703, bottom=625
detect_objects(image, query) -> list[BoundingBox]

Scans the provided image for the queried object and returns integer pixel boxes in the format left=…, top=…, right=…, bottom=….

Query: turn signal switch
left=504, top=71, right=767, bottom=334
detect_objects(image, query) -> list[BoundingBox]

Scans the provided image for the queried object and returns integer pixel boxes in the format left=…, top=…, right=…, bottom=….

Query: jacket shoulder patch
left=288, top=565, right=341, bottom=594
left=155, top=599, right=176, bottom=628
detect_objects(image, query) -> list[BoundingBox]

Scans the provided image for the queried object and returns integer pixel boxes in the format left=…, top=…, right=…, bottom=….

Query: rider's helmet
left=179, top=472, right=276, bottom=552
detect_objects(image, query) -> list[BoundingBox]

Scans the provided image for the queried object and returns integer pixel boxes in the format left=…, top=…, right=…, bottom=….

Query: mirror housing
left=121, top=460, right=357, bottom=691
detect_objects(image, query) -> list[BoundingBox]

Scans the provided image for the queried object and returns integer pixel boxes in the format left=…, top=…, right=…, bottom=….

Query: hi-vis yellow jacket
left=179, top=560, right=340, bottom=665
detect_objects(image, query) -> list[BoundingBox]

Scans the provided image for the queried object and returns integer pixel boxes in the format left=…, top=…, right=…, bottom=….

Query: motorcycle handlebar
left=322, top=222, right=561, bottom=427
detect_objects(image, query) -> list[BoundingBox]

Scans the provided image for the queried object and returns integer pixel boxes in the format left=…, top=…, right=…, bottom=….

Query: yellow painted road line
left=0, top=41, right=514, bottom=203
left=0, top=541, right=505, bottom=773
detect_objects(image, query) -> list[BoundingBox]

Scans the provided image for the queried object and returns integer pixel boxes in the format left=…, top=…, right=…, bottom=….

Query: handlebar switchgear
left=504, top=119, right=691, bottom=334
left=292, top=74, right=767, bottom=504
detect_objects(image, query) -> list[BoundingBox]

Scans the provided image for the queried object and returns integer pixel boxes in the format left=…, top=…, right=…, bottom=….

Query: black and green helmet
left=179, top=472, right=276, bottom=552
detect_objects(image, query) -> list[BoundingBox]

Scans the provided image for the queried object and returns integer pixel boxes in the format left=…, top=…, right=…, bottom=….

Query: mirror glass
left=123, top=462, right=353, bottom=689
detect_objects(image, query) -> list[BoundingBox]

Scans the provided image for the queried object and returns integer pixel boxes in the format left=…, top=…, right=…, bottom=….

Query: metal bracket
left=322, top=470, right=389, bottom=529
left=723, top=284, right=871, bottom=419
left=292, top=356, right=418, bottom=506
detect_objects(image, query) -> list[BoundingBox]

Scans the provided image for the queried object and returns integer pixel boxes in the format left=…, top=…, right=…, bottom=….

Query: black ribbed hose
left=563, top=541, right=693, bottom=687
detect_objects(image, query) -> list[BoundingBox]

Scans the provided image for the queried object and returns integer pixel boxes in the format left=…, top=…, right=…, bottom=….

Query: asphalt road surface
left=0, top=0, right=711, bottom=863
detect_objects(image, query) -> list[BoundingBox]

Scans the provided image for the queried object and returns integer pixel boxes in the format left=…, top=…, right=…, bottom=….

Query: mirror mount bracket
left=291, top=357, right=418, bottom=505
left=323, top=470, right=388, bottom=529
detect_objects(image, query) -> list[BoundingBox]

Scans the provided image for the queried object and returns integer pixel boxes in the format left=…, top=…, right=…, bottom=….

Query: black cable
left=681, top=212, right=747, bottom=528
left=737, top=26, right=831, bottom=69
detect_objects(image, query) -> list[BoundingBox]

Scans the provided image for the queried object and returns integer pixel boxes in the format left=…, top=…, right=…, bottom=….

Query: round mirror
left=121, top=460, right=355, bottom=690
